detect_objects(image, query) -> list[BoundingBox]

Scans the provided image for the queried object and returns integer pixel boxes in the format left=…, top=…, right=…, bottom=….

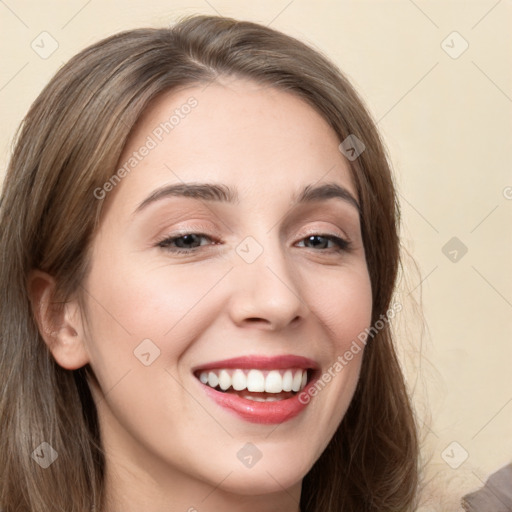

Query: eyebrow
left=133, top=181, right=360, bottom=214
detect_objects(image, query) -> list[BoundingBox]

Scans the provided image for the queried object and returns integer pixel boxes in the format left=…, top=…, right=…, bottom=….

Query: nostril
left=241, top=318, right=276, bottom=328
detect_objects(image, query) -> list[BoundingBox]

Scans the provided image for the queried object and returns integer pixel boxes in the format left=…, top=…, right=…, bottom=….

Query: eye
left=157, top=233, right=218, bottom=254
left=156, top=232, right=351, bottom=255
left=296, top=234, right=350, bottom=252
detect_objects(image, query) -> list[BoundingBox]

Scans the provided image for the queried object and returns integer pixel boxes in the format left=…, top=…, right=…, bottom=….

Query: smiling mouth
left=194, top=368, right=310, bottom=402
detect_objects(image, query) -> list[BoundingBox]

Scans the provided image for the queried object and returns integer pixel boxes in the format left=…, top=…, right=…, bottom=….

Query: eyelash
left=156, top=232, right=351, bottom=255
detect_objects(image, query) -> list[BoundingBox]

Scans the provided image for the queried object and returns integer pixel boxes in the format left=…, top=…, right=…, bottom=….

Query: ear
left=27, top=270, right=90, bottom=370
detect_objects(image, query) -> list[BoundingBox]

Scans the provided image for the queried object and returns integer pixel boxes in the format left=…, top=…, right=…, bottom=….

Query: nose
left=227, top=240, right=309, bottom=331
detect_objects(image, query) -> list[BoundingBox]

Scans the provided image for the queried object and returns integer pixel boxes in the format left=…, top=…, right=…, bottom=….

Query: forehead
left=112, top=77, right=356, bottom=211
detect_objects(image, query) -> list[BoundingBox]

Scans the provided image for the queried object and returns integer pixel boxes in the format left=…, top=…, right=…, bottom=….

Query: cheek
left=305, top=264, right=373, bottom=349
left=84, top=256, right=223, bottom=339
left=80, top=255, right=231, bottom=389
left=297, top=264, right=372, bottom=438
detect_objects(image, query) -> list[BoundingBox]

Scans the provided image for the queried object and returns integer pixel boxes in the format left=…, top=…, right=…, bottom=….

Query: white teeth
left=301, top=371, right=307, bottom=390
left=282, top=370, right=293, bottom=392
left=218, top=369, right=231, bottom=391
left=291, top=370, right=303, bottom=392
left=244, top=395, right=280, bottom=402
left=247, top=369, right=265, bottom=392
left=208, top=371, right=219, bottom=388
left=231, top=369, right=247, bottom=391
left=264, top=370, right=283, bottom=393
left=197, top=368, right=309, bottom=394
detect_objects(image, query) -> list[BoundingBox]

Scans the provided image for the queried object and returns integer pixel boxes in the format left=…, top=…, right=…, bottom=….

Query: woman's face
left=81, top=77, right=372, bottom=501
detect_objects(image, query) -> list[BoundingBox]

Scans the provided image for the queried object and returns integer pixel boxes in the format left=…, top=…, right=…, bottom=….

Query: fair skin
left=30, top=77, right=372, bottom=512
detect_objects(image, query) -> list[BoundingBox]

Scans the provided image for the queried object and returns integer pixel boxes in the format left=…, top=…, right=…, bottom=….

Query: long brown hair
left=0, top=15, right=418, bottom=511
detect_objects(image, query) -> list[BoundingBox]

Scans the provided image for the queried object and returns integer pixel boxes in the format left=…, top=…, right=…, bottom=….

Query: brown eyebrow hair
left=133, top=181, right=360, bottom=214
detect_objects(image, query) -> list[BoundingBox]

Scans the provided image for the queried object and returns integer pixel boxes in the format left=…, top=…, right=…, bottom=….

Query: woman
left=0, top=14, right=419, bottom=512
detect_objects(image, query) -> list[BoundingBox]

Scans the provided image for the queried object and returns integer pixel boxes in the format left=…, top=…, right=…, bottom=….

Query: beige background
left=1, top=1, right=511, bottom=509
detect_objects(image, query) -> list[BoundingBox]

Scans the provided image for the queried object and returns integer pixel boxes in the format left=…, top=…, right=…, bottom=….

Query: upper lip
left=192, top=355, right=319, bottom=372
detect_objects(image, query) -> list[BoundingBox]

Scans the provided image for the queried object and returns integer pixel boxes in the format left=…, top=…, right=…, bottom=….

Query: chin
left=200, top=447, right=315, bottom=496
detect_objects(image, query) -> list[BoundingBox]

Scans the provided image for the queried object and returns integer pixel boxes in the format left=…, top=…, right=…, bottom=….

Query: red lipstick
left=193, top=354, right=318, bottom=372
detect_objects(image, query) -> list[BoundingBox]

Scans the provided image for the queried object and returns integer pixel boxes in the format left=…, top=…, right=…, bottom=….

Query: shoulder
left=461, top=463, right=512, bottom=511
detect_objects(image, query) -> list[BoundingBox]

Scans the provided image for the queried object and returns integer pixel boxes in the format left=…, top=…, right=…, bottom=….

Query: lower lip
left=199, top=377, right=317, bottom=424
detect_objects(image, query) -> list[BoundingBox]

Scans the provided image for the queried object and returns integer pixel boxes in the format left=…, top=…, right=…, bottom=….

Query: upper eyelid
left=146, top=202, right=357, bottom=231
left=296, top=226, right=351, bottom=243
left=156, top=219, right=351, bottom=238
left=157, top=229, right=349, bottom=240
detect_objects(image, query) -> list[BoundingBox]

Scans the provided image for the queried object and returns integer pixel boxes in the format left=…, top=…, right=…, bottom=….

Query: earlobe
left=27, top=270, right=90, bottom=370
